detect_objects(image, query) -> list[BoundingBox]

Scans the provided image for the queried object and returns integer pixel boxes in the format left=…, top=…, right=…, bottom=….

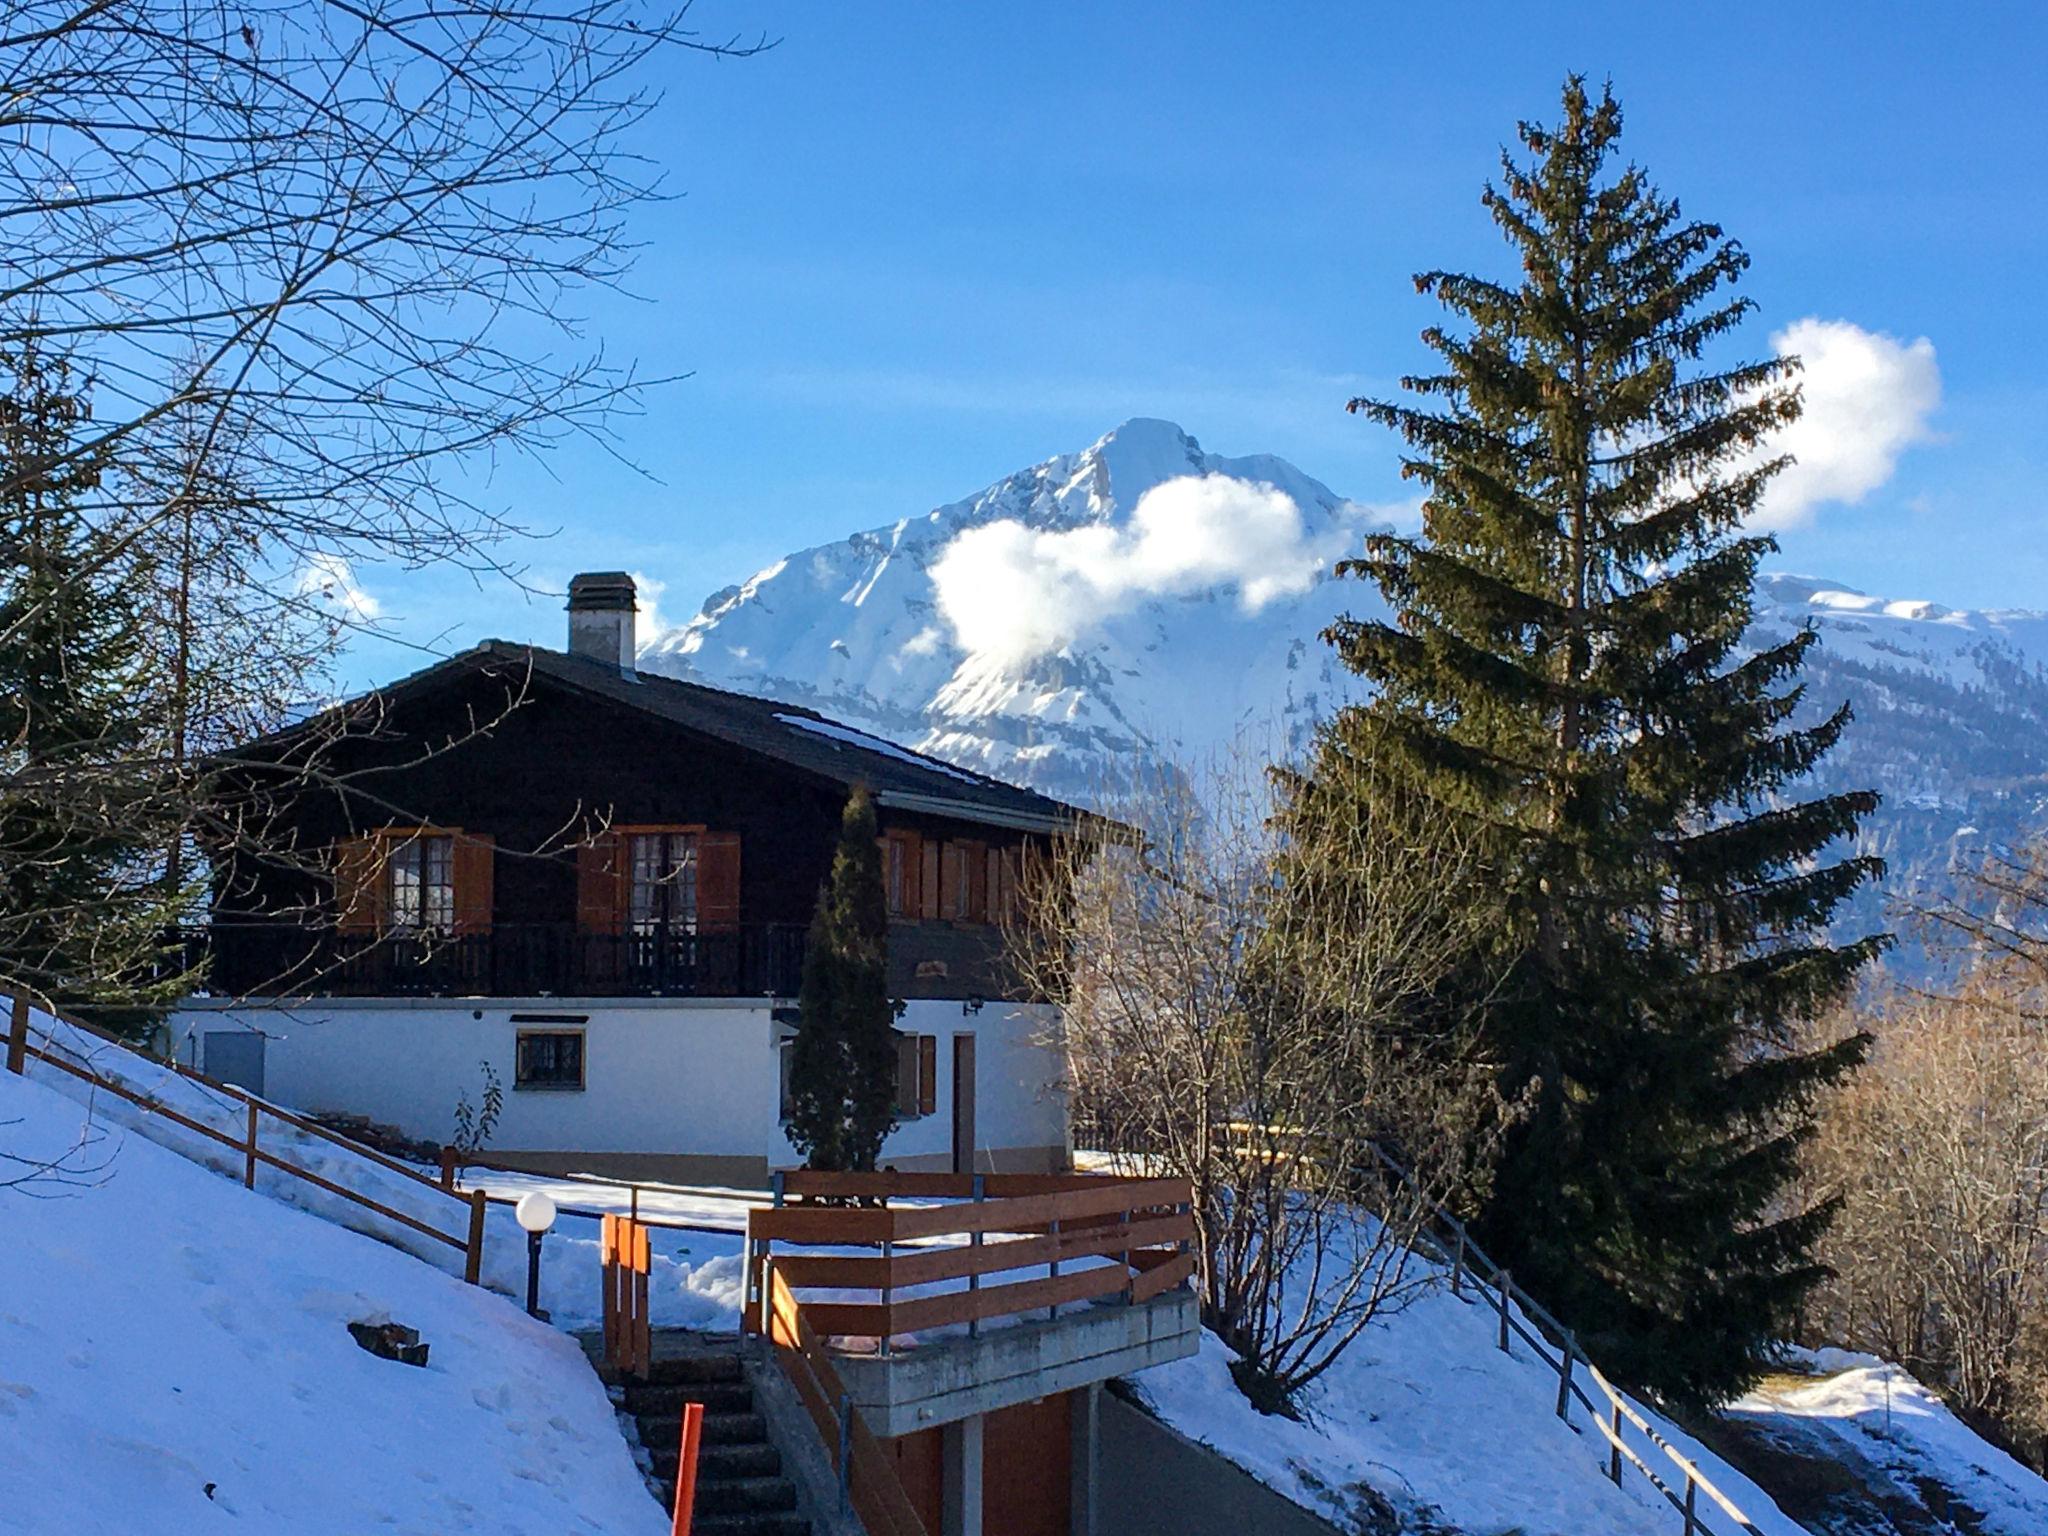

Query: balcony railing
left=190, top=921, right=808, bottom=1001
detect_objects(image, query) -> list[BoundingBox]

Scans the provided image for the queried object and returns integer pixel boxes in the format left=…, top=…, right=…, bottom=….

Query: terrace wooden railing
left=743, top=1170, right=1196, bottom=1352
left=4, top=990, right=488, bottom=1284
left=741, top=1171, right=1194, bottom=1536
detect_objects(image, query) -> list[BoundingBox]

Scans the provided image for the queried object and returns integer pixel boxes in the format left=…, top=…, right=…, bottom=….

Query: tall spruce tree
left=786, top=787, right=899, bottom=1171
left=0, top=342, right=185, bottom=1018
left=1310, top=79, right=1884, bottom=1404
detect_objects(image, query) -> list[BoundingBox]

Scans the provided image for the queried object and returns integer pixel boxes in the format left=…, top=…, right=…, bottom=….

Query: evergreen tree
left=1308, top=78, right=1884, bottom=1404
left=786, top=787, right=898, bottom=1171
left=0, top=342, right=185, bottom=1018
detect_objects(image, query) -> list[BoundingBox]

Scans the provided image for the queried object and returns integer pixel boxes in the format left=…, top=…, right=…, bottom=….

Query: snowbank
left=0, top=1061, right=668, bottom=1535
left=1722, top=1348, right=2048, bottom=1534
left=17, top=1007, right=746, bottom=1331
left=1130, top=1249, right=1810, bottom=1536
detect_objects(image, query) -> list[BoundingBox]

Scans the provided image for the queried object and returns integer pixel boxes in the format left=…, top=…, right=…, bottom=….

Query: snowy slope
left=1131, top=1271, right=2048, bottom=1536
left=642, top=420, right=2048, bottom=944
left=16, top=1008, right=747, bottom=1331
left=0, top=1059, right=667, bottom=1536
left=1711, top=1348, right=2048, bottom=1536
left=1130, top=1254, right=1810, bottom=1536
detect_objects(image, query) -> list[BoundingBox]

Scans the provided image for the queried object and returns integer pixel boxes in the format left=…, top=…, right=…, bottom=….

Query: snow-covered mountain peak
left=640, top=430, right=2048, bottom=931
left=640, top=421, right=1373, bottom=794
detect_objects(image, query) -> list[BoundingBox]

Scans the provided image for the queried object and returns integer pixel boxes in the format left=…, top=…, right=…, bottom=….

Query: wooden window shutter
left=333, top=836, right=384, bottom=934
left=899, top=831, right=924, bottom=917
left=963, top=840, right=988, bottom=923
left=451, top=834, right=495, bottom=936
left=697, top=831, right=742, bottom=931
left=895, top=1033, right=920, bottom=1117
left=576, top=832, right=626, bottom=935
left=938, top=841, right=962, bottom=920
left=917, top=837, right=940, bottom=920
left=918, top=1035, right=937, bottom=1117
left=993, top=845, right=1020, bottom=924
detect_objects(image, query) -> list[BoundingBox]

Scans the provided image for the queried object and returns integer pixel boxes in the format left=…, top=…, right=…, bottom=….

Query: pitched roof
left=349, top=641, right=1094, bottom=836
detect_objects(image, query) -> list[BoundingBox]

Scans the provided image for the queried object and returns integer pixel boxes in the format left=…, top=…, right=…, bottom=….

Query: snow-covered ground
left=0, top=1057, right=669, bottom=1536
left=1131, top=1261, right=2048, bottom=1536
left=1130, top=1262, right=1809, bottom=1536
left=16, top=1006, right=746, bottom=1332
left=1713, top=1348, right=2048, bottom=1536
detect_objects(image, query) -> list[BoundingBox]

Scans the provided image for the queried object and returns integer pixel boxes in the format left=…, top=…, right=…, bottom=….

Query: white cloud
left=629, top=570, right=670, bottom=645
left=931, top=474, right=1338, bottom=668
left=296, top=553, right=381, bottom=622
left=1752, top=318, right=1940, bottom=530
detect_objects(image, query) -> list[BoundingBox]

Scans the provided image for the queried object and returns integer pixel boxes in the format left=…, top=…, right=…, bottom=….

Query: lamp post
left=515, top=1191, right=557, bottom=1319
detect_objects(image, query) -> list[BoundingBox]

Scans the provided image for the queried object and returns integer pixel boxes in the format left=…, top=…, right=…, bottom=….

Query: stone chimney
left=566, top=571, right=637, bottom=675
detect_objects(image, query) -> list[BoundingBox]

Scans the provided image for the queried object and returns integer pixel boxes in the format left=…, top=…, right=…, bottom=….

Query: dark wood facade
left=200, top=658, right=1052, bottom=1003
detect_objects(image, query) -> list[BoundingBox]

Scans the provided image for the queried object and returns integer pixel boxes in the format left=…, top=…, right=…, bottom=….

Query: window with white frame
left=387, top=835, right=454, bottom=931
left=628, top=831, right=699, bottom=935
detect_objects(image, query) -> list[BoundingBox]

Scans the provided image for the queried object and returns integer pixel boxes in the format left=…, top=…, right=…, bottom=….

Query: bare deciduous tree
left=1803, top=981, right=2048, bottom=1464
left=0, top=0, right=765, bottom=1015
left=1007, top=742, right=1510, bottom=1413
left=1801, top=839, right=2048, bottom=1467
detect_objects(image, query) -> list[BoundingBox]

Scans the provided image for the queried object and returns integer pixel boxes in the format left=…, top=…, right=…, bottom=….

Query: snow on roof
left=774, top=712, right=986, bottom=783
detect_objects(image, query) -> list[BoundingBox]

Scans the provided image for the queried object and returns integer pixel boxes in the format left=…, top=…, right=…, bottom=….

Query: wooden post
left=438, top=1146, right=457, bottom=1191
left=1496, top=1268, right=1512, bottom=1353
left=1554, top=1334, right=1575, bottom=1423
left=244, top=1102, right=261, bottom=1189
left=1449, top=1226, right=1465, bottom=1298
left=1682, top=1474, right=1698, bottom=1536
left=6, top=991, right=28, bottom=1076
left=1607, top=1398, right=1623, bottom=1485
left=669, top=1400, right=704, bottom=1536
left=632, top=1219, right=652, bottom=1380
left=969, top=1173, right=986, bottom=1336
left=601, top=1216, right=620, bottom=1366
left=463, top=1189, right=487, bottom=1286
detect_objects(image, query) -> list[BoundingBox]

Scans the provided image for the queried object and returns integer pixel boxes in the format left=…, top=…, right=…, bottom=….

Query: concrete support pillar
left=941, top=1411, right=984, bottom=1536
left=1069, top=1384, right=1100, bottom=1536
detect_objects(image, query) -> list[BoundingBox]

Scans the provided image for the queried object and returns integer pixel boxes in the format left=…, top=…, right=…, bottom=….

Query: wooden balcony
left=744, top=1171, right=1200, bottom=1437
left=190, top=921, right=809, bottom=1001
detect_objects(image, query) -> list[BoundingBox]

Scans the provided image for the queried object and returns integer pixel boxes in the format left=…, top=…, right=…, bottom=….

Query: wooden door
left=884, top=1426, right=944, bottom=1536
left=982, top=1393, right=1073, bottom=1536
left=951, top=1033, right=977, bottom=1175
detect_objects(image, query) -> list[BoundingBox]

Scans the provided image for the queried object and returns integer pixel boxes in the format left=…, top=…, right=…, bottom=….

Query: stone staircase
left=616, top=1348, right=810, bottom=1536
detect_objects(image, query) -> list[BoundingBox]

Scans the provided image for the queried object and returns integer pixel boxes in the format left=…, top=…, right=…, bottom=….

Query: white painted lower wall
left=167, top=995, right=1068, bottom=1183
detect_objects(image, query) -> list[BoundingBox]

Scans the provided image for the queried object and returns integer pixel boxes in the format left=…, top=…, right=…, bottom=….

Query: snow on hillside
left=0, top=1058, right=667, bottom=1536
left=1132, top=1265, right=2048, bottom=1536
left=1713, top=1349, right=2048, bottom=1536
left=16, top=1008, right=746, bottom=1331
left=1130, top=1249, right=1809, bottom=1536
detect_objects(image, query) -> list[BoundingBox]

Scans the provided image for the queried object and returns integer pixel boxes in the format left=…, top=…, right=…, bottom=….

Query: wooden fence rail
left=764, top=1267, right=928, bottom=1536
left=1361, top=1142, right=1765, bottom=1536
left=5, top=990, right=487, bottom=1285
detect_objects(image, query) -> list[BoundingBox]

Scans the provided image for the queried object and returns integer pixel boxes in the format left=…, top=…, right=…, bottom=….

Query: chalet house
left=170, top=572, right=1087, bottom=1185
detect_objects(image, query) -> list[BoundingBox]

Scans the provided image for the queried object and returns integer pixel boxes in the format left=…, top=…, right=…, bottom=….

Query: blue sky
left=347, top=1, right=2046, bottom=678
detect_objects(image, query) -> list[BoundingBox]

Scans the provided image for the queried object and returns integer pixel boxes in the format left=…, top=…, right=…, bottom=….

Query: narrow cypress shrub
left=785, top=786, right=898, bottom=1171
